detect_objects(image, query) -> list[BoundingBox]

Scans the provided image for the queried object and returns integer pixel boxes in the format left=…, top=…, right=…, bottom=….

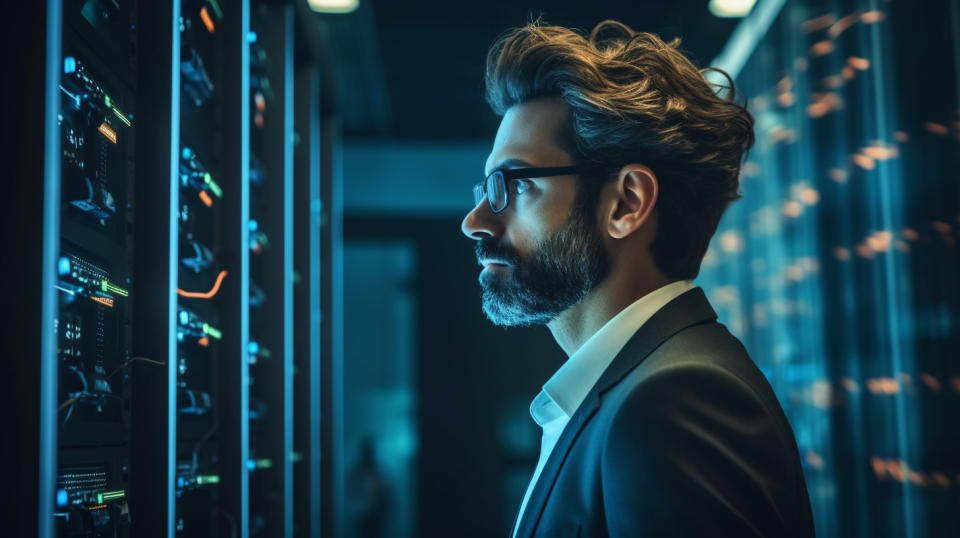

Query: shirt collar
left=536, top=280, right=695, bottom=420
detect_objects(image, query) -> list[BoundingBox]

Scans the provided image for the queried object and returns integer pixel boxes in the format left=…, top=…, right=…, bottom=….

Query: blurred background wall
left=317, top=0, right=960, bottom=536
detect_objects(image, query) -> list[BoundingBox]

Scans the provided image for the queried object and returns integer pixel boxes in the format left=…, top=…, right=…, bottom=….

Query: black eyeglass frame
left=473, top=164, right=608, bottom=214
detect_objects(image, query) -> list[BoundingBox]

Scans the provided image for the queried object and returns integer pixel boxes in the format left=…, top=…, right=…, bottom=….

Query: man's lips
left=478, top=258, right=513, bottom=268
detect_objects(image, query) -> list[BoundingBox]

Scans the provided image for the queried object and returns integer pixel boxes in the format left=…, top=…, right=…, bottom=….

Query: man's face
left=461, top=98, right=610, bottom=326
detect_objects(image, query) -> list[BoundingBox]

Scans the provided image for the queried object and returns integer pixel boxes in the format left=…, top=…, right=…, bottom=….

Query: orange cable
left=177, top=270, right=228, bottom=299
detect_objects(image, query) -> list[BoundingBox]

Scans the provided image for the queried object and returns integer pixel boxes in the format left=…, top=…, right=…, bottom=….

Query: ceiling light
left=709, top=0, right=757, bottom=18
left=308, top=0, right=359, bottom=13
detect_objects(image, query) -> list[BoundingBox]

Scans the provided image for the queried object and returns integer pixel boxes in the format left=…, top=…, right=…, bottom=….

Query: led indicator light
left=179, top=311, right=189, bottom=325
left=112, top=107, right=132, bottom=127
left=58, top=256, right=71, bottom=276
left=57, top=489, right=68, bottom=507
left=200, top=6, right=215, bottom=33
left=98, top=122, right=118, bottom=144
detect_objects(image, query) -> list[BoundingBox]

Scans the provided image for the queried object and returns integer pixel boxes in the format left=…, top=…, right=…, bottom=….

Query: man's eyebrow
left=485, top=158, right=534, bottom=176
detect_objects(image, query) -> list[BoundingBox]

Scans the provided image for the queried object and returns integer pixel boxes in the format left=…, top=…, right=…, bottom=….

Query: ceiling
left=316, top=1, right=741, bottom=142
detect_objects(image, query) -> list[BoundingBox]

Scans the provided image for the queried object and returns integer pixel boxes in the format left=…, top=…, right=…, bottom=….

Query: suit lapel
left=513, top=287, right=718, bottom=538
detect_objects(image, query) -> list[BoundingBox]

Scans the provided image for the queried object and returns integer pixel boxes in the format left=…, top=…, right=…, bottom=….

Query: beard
left=475, top=203, right=610, bottom=327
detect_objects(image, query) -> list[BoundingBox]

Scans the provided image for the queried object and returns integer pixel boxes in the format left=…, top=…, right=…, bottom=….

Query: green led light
left=197, top=474, right=220, bottom=485
left=208, top=0, right=224, bottom=19
left=291, top=452, right=303, bottom=463
left=112, top=107, right=131, bottom=127
left=255, top=459, right=272, bottom=469
left=97, top=493, right=103, bottom=503
left=104, top=95, right=112, bottom=107
left=203, top=173, right=223, bottom=198
left=101, top=489, right=125, bottom=501
left=202, top=323, right=222, bottom=339
left=100, top=280, right=129, bottom=297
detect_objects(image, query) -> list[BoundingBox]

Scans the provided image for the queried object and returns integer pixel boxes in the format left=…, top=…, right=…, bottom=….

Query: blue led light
left=247, top=31, right=257, bottom=43
left=247, top=341, right=259, bottom=355
left=248, top=219, right=258, bottom=231
left=64, top=56, right=76, bottom=74
left=246, top=459, right=256, bottom=470
left=58, top=256, right=70, bottom=276
left=182, top=147, right=193, bottom=160
left=57, top=489, right=68, bottom=507
left=179, top=311, right=189, bottom=325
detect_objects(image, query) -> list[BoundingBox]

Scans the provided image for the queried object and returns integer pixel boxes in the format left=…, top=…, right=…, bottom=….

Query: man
left=461, top=20, right=816, bottom=538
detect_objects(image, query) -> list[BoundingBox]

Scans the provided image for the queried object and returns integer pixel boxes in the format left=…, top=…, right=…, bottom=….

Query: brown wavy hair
left=484, top=19, right=755, bottom=280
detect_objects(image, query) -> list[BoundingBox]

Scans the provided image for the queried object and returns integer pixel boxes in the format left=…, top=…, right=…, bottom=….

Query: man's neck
left=547, top=271, right=674, bottom=357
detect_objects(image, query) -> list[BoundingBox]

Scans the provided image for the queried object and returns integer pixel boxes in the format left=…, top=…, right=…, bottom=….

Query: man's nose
left=461, top=199, right=502, bottom=240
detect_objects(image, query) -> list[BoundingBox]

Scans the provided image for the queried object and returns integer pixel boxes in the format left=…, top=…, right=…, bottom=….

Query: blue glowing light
left=179, top=311, right=189, bottom=325
left=247, top=31, right=257, bottom=43
left=56, top=489, right=68, bottom=507
left=58, top=256, right=70, bottom=276
left=247, top=341, right=259, bottom=355
left=248, top=219, right=258, bottom=231
left=182, top=147, right=193, bottom=160
left=63, top=56, right=75, bottom=74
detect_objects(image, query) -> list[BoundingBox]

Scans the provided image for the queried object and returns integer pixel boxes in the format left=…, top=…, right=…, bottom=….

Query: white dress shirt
left=512, top=279, right=695, bottom=537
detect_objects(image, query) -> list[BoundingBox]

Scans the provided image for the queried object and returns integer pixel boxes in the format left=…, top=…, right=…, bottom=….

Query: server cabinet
left=12, top=1, right=335, bottom=537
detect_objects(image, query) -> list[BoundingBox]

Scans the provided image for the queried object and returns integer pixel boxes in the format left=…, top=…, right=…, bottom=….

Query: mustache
left=474, top=239, right=522, bottom=267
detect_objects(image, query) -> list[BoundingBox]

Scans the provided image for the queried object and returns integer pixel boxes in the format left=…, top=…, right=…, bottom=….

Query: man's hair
left=484, top=19, right=755, bottom=280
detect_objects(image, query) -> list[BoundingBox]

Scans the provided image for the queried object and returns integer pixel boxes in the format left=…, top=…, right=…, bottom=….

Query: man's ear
left=605, top=164, right=658, bottom=240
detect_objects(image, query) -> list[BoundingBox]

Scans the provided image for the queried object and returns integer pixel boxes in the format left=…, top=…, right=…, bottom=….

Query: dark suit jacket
left=512, top=287, right=816, bottom=538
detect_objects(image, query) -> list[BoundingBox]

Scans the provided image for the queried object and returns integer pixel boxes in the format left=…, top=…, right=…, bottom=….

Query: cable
left=106, top=356, right=167, bottom=380
left=177, top=269, right=228, bottom=299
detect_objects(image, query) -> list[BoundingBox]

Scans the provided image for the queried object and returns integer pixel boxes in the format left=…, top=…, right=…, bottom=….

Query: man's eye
left=510, top=179, right=530, bottom=195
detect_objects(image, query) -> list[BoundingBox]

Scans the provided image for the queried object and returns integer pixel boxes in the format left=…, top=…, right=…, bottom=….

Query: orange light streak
left=810, top=40, right=835, bottom=57
left=177, top=270, right=228, bottom=299
left=802, top=14, right=835, bottom=33
left=923, top=122, right=948, bottom=135
left=198, top=337, right=210, bottom=347
left=827, top=12, right=859, bottom=38
left=861, top=10, right=885, bottom=24
left=920, top=373, right=941, bottom=392
left=90, top=296, right=115, bottom=308
left=847, top=56, right=870, bottom=70
left=200, top=6, right=215, bottom=33
left=198, top=190, right=213, bottom=207
left=98, top=122, right=117, bottom=144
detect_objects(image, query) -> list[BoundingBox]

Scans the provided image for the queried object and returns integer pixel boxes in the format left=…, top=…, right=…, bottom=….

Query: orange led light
left=254, top=91, right=266, bottom=112
left=90, top=296, right=115, bottom=308
left=923, top=122, right=948, bottom=136
left=802, top=14, right=835, bottom=33
left=810, top=40, right=835, bottom=57
left=98, top=122, right=118, bottom=144
left=177, top=270, right=228, bottom=299
left=861, top=10, right=885, bottom=24
left=200, top=6, right=215, bottom=33
left=88, top=504, right=108, bottom=511
left=254, top=112, right=265, bottom=129
left=198, top=190, right=213, bottom=207
left=827, top=13, right=859, bottom=38
left=198, top=336, right=210, bottom=347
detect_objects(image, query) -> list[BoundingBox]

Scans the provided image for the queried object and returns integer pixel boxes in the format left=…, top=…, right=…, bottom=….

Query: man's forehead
left=485, top=99, right=574, bottom=175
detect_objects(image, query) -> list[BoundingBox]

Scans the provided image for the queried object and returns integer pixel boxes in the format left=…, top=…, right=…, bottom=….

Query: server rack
left=11, top=1, right=336, bottom=537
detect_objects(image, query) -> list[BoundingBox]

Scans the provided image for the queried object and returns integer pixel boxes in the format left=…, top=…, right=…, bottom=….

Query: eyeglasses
left=472, top=165, right=606, bottom=214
